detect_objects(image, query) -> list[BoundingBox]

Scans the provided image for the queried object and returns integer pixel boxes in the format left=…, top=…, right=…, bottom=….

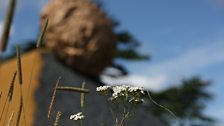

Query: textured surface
left=0, top=49, right=43, bottom=126
left=41, top=0, right=116, bottom=76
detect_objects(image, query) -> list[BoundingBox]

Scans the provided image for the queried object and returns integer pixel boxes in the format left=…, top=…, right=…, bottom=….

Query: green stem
left=147, top=91, right=176, bottom=118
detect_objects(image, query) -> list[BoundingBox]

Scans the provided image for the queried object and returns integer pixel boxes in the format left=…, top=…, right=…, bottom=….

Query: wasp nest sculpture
left=41, top=0, right=116, bottom=75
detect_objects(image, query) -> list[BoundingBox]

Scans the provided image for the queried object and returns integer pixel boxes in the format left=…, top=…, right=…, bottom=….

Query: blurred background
left=0, top=0, right=224, bottom=126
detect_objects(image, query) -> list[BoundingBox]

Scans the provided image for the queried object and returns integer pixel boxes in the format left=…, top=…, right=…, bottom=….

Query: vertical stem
left=19, top=85, right=26, bottom=126
left=0, top=97, right=8, bottom=122
left=3, top=102, right=10, bottom=126
left=0, top=0, right=16, bottom=52
left=0, top=92, right=2, bottom=106
left=7, top=111, right=14, bottom=126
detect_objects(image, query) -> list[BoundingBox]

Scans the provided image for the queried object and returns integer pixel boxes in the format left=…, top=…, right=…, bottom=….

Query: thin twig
left=48, top=77, right=61, bottom=119
left=57, top=86, right=89, bottom=93
left=119, top=112, right=130, bottom=126
left=147, top=91, right=177, bottom=118
left=80, top=82, right=86, bottom=110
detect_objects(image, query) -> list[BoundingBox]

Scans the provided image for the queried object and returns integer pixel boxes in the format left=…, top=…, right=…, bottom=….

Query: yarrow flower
left=128, top=86, right=145, bottom=95
left=70, top=112, right=84, bottom=121
left=96, top=85, right=111, bottom=92
left=110, top=85, right=129, bottom=99
left=129, top=97, right=144, bottom=103
left=96, top=85, right=145, bottom=104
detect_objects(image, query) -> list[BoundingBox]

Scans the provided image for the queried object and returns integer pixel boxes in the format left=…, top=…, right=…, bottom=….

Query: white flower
left=129, top=97, right=144, bottom=103
left=70, top=112, right=84, bottom=121
left=96, top=86, right=111, bottom=92
left=111, top=85, right=130, bottom=99
left=128, top=86, right=145, bottom=94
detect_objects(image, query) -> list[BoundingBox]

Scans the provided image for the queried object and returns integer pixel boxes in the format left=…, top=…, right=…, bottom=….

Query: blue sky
left=0, top=0, right=224, bottom=125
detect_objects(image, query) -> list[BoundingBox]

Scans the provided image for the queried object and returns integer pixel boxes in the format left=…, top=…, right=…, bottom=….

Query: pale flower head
left=128, top=86, right=145, bottom=95
left=111, top=85, right=130, bottom=100
left=70, top=112, right=84, bottom=121
left=129, top=97, right=144, bottom=104
left=96, top=85, right=111, bottom=92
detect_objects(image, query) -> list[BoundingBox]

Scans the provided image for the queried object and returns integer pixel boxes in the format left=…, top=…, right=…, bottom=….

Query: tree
left=147, top=77, right=214, bottom=126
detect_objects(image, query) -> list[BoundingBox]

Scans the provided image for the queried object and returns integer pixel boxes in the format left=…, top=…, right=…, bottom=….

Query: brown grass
left=48, top=77, right=61, bottom=119
left=0, top=49, right=44, bottom=126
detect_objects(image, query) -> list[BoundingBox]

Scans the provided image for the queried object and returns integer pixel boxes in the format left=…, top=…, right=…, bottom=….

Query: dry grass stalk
left=16, top=96, right=23, bottom=126
left=8, top=71, right=17, bottom=102
left=0, top=0, right=16, bottom=52
left=0, top=71, right=17, bottom=122
left=3, top=102, right=11, bottom=125
left=48, top=77, right=61, bottom=119
left=54, top=111, right=61, bottom=126
left=0, top=95, right=8, bottom=122
left=18, top=85, right=26, bottom=126
left=2, top=71, right=17, bottom=125
left=16, top=45, right=23, bottom=85
left=7, top=111, right=14, bottom=126
left=81, top=82, right=86, bottom=109
left=24, top=56, right=36, bottom=108
left=0, top=92, right=2, bottom=103
left=36, top=19, right=48, bottom=48
left=25, top=19, right=48, bottom=106
left=57, top=86, right=89, bottom=93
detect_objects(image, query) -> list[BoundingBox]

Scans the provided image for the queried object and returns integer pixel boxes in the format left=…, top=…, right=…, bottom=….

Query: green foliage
left=148, top=77, right=214, bottom=126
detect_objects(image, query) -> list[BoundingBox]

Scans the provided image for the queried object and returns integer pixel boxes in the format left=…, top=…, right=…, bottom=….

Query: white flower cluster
left=112, top=85, right=129, bottom=98
left=96, top=85, right=145, bottom=104
left=128, top=86, right=145, bottom=94
left=96, top=85, right=111, bottom=92
left=70, top=112, right=84, bottom=121
left=129, top=97, right=144, bottom=103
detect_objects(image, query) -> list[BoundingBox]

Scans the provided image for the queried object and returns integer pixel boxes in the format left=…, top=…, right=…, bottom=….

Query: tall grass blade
left=0, top=71, right=16, bottom=122
left=7, top=111, right=14, bottom=126
left=25, top=19, right=48, bottom=107
left=25, top=52, right=37, bottom=107
left=3, top=102, right=10, bottom=125
left=48, top=77, right=61, bottom=119
left=36, top=19, right=48, bottom=48
left=16, top=95, right=23, bottom=126
left=57, top=86, right=89, bottom=93
left=0, top=0, right=16, bottom=52
left=16, top=45, right=22, bottom=85
left=0, top=92, right=2, bottom=103
left=8, top=71, right=17, bottom=102
left=0, top=96, right=8, bottom=121
left=54, top=111, right=61, bottom=126
left=19, top=85, right=26, bottom=126
left=81, top=82, right=86, bottom=110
